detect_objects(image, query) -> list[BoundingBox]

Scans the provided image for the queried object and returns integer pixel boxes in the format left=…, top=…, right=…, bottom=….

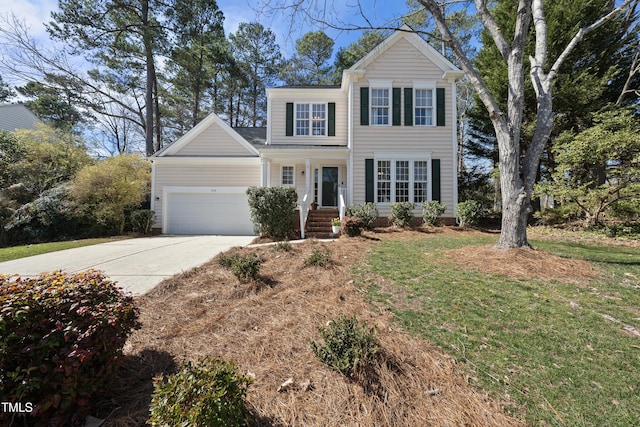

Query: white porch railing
left=299, top=193, right=310, bottom=239
left=338, top=187, right=347, bottom=220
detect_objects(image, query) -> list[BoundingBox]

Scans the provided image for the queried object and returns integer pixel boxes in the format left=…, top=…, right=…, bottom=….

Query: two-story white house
left=150, top=26, right=463, bottom=235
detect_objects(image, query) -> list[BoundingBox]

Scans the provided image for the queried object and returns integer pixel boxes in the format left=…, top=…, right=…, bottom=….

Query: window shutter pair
left=365, top=158, right=441, bottom=203
left=361, top=87, right=446, bottom=127
left=286, top=102, right=336, bottom=136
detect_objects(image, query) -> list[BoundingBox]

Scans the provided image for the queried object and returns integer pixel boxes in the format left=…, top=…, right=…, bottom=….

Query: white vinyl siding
left=268, top=88, right=347, bottom=146
left=173, top=124, right=257, bottom=156
left=351, top=36, right=456, bottom=217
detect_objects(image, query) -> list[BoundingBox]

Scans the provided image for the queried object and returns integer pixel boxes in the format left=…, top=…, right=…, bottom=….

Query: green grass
left=0, top=238, right=125, bottom=263
left=356, top=232, right=640, bottom=426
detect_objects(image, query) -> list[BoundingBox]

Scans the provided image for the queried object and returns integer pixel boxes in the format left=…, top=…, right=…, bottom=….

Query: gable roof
left=348, top=25, right=464, bottom=80
left=0, top=104, right=42, bottom=132
left=153, top=112, right=260, bottom=157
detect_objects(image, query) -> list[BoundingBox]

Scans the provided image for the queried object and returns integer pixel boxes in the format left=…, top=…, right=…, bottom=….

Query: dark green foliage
left=389, top=202, right=416, bottom=228
left=0, top=271, right=140, bottom=426
left=456, top=200, right=483, bottom=228
left=346, top=202, right=379, bottom=229
left=130, top=209, right=155, bottom=234
left=341, top=216, right=364, bottom=237
left=217, top=251, right=262, bottom=282
left=148, top=357, right=252, bottom=427
left=246, top=186, right=298, bottom=239
left=422, top=201, right=447, bottom=226
left=310, top=314, right=379, bottom=377
left=304, top=247, right=331, bottom=267
left=3, top=184, right=93, bottom=244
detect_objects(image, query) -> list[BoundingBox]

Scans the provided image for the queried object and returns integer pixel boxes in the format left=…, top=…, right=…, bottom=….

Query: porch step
left=305, top=209, right=339, bottom=239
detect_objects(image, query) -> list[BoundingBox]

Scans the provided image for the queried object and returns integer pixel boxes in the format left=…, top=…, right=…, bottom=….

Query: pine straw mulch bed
left=96, top=229, right=533, bottom=426
left=446, top=244, right=598, bottom=285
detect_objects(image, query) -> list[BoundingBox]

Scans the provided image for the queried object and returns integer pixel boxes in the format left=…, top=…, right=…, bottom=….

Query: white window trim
left=369, top=80, right=393, bottom=127
left=281, top=165, right=295, bottom=187
left=373, top=153, right=432, bottom=205
left=294, top=102, right=328, bottom=137
left=413, top=82, right=436, bottom=127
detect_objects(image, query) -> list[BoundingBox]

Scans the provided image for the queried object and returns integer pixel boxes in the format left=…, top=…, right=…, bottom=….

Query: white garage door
left=165, top=190, right=254, bottom=235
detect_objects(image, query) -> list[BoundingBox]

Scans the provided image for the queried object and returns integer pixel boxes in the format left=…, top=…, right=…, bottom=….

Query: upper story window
left=296, top=103, right=326, bottom=136
left=415, top=88, right=434, bottom=126
left=371, top=88, right=390, bottom=126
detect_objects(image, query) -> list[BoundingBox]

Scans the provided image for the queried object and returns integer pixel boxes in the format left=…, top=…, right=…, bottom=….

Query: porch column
left=305, top=158, right=311, bottom=196
left=261, top=158, right=270, bottom=187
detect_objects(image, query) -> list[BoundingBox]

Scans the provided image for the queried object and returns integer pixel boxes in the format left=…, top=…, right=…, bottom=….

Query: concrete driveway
left=0, top=235, right=255, bottom=295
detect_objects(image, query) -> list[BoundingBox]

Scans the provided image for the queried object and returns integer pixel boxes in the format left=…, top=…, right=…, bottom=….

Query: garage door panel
left=165, top=191, right=254, bottom=235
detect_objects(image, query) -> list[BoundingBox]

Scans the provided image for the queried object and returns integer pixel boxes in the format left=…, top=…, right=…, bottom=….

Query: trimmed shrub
left=217, top=251, right=262, bottom=282
left=456, top=200, right=483, bottom=228
left=130, top=209, right=155, bottom=234
left=346, top=202, right=379, bottom=229
left=0, top=271, right=140, bottom=426
left=422, top=200, right=447, bottom=226
left=341, top=216, right=364, bottom=237
left=310, top=314, right=379, bottom=377
left=149, top=357, right=252, bottom=427
left=389, top=202, right=416, bottom=228
left=246, top=186, right=298, bottom=239
left=305, top=247, right=331, bottom=267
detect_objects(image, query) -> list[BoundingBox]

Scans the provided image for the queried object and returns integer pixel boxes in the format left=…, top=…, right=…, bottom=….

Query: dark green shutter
left=365, top=159, right=374, bottom=203
left=360, top=87, right=369, bottom=126
left=436, top=88, right=445, bottom=127
left=328, top=102, right=336, bottom=136
left=392, top=87, right=401, bottom=126
left=431, top=159, right=441, bottom=202
left=286, top=102, right=294, bottom=136
left=404, top=88, right=413, bottom=126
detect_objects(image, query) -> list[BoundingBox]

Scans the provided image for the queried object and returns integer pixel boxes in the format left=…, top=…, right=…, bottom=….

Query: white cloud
left=2, top=0, right=59, bottom=40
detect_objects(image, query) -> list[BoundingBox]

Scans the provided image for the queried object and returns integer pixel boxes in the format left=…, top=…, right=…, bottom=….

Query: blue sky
left=4, top=0, right=410, bottom=57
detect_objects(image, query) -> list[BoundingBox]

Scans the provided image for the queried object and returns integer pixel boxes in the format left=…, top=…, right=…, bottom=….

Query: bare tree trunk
left=142, top=0, right=155, bottom=157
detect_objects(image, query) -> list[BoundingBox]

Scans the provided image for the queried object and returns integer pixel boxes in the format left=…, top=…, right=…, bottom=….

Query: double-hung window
left=295, top=103, right=326, bottom=136
left=371, top=88, right=390, bottom=125
left=376, top=158, right=430, bottom=203
left=414, top=88, right=434, bottom=126
left=282, top=165, right=294, bottom=186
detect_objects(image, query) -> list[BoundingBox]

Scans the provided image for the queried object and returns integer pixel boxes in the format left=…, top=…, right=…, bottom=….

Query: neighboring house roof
left=153, top=112, right=260, bottom=157
left=0, top=104, right=41, bottom=132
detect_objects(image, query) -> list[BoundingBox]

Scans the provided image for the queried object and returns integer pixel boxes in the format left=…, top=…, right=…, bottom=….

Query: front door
left=321, top=166, right=339, bottom=207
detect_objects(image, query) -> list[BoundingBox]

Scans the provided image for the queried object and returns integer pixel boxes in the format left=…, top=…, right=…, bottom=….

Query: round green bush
left=149, top=358, right=252, bottom=427
left=0, top=270, right=140, bottom=426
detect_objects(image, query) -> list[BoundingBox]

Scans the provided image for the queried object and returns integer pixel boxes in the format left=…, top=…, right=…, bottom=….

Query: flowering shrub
left=0, top=271, right=140, bottom=426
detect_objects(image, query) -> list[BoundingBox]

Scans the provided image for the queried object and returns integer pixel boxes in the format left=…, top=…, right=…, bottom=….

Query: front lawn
left=0, top=238, right=126, bottom=263
left=357, top=230, right=640, bottom=426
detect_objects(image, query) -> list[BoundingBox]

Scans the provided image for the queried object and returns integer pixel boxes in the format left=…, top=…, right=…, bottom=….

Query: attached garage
left=150, top=113, right=263, bottom=235
left=164, top=188, right=254, bottom=235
